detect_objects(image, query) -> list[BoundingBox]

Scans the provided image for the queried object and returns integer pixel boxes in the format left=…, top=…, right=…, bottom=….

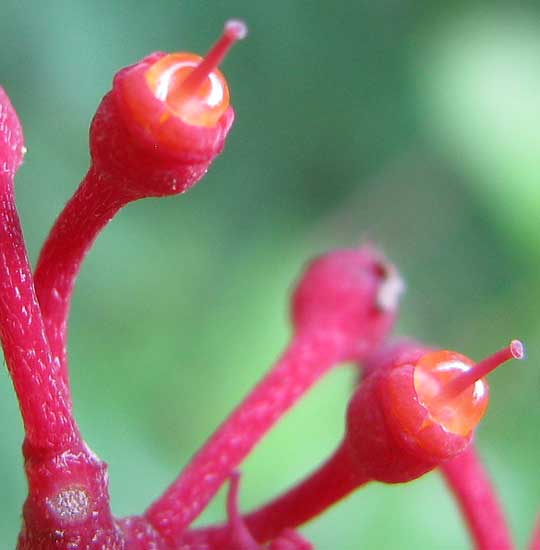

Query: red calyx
left=350, top=338, right=525, bottom=482
left=92, top=20, right=246, bottom=196
left=112, top=53, right=233, bottom=163
left=347, top=341, right=469, bottom=483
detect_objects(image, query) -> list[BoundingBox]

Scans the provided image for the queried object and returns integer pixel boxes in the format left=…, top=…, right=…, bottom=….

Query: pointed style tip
left=510, top=339, right=525, bottom=360
left=225, top=19, right=248, bottom=41
left=176, top=18, right=247, bottom=99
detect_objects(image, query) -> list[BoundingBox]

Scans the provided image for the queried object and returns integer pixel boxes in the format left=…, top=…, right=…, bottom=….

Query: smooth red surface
left=145, top=53, right=230, bottom=127
left=347, top=342, right=470, bottom=484
left=114, top=54, right=234, bottom=162
left=244, top=444, right=368, bottom=542
left=382, top=363, right=471, bottom=464
left=179, top=20, right=245, bottom=100
left=290, top=247, right=400, bottom=359
left=441, top=446, right=513, bottom=550
left=414, top=350, right=488, bottom=436
left=439, top=341, right=524, bottom=401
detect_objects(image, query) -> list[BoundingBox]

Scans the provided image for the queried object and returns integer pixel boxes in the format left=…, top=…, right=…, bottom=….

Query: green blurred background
left=0, top=1, right=538, bottom=548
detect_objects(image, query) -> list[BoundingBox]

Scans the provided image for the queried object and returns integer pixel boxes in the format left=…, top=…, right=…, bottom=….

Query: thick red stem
left=440, top=445, right=513, bottom=550
left=0, top=176, right=80, bottom=449
left=0, top=86, right=124, bottom=550
left=34, top=167, right=133, bottom=381
left=145, top=329, right=349, bottom=544
left=244, top=443, right=368, bottom=542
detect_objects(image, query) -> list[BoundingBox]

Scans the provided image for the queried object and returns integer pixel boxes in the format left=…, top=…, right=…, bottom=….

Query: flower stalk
left=441, top=446, right=513, bottom=550
left=0, top=17, right=529, bottom=550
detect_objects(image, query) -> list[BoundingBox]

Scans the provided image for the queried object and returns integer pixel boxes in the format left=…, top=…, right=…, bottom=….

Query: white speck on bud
left=47, top=486, right=90, bottom=522
left=377, top=264, right=405, bottom=312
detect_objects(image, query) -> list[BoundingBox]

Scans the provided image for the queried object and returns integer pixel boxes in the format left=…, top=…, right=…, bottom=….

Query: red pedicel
left=0, top=88, right=80, bottom=451
left=183, top=338, right=524, bottom=546
left=0, top=89, right=78, bottom=450
left=0, top=21, right=246, bottom=550
left=441, top=446, right=513, bottom=550
left=145, top=246, right=402, bottom=545
left=34, top=20, right=246, bottom=384
left=0, top=88, right=125, bottom=549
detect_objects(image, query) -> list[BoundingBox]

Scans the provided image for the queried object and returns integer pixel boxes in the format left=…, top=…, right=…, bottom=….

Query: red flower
left=0, top=18, right=534, bottom=550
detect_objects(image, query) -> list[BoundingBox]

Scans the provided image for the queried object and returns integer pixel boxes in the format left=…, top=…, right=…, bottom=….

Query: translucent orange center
left=145, top=53, right=230, bottom=127
left=413, top=351, right=489, bottom=436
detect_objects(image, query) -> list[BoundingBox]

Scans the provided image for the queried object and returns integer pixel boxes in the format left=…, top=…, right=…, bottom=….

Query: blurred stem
left=440, top=445, right=513, bottom=550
